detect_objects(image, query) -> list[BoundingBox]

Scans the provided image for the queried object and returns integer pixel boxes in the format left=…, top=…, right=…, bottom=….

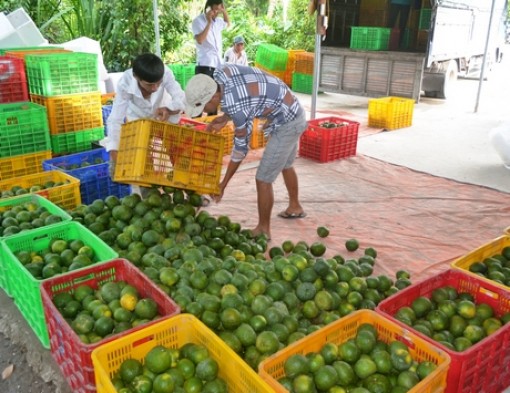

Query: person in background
left=192, top=0, right=230, bottom=78
left=101, top=53, right=185, bottom=177
left=224, top=35, right=248, bottom=66
left=184, top=65, right=308, bottom=241
left=388, top=0, right=413, bottom=48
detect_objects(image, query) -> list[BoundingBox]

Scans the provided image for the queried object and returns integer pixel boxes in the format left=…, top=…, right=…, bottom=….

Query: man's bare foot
left=251, top=228, right=271, bottom=241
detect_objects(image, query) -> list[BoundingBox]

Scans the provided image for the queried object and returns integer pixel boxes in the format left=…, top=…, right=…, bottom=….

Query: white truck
left=318, top=0, right=507, bottom=100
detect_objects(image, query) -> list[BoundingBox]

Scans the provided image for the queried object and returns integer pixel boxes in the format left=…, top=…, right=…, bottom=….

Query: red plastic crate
left=376, top=269, right=510, bottom=393
left=178, top=117, right=207, bottom=131
left=299, top=116, right=359, bottom=162
left=0, top=56, right=28, bottom=103
left=41, top=258, right=180, bottom=393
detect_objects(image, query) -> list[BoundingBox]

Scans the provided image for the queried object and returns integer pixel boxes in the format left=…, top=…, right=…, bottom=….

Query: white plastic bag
left=489, top=120, right=510, bottom=169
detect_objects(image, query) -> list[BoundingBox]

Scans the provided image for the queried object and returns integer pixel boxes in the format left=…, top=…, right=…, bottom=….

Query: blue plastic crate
left=42, top=148, right=131, bottom=204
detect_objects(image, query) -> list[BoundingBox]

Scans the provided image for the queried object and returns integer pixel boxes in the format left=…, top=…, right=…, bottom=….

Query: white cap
left=185, top=74, right=217, bottom=118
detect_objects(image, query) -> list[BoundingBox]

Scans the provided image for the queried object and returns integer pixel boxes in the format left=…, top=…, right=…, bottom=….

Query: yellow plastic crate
left=284, top=49, right=306, bottom=86
left=114, top=119, right=224, bottom=195
left=0, top=170, right=81, bottom=209
left=91, top=314, right=273, bottom=393
left=195, top=115, right=234, bottom=154
left=451, top=235, right=510, bottom=292
left=368, top=96, right=415, bottom=130
left=259, top=310, right=450, bottom=393
left=0, top=150, right=51, bottom=181
left=30, top=91, right=103, bottom=135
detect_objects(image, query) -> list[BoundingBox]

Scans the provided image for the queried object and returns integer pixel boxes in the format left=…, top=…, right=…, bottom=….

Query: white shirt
left=224, top=46, right=248, bottom=66
left=101, top=68, right=185, bottom=152
left=192, top=13, right=227, bottom=68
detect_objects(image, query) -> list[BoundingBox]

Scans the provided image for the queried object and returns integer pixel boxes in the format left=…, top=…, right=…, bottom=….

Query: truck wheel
left=437, top=60, right=458, bottom=99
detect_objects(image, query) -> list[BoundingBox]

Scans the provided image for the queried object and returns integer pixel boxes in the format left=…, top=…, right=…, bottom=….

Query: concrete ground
left=1, top=50, right=509, bottom=392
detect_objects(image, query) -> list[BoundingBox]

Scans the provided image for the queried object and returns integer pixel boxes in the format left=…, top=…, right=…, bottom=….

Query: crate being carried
left=114, top=119, right=224, bottom=195
left=30, top=91, right=103, bottom=135
left=259, top=309, right=450, bottom=393
left=25, top=52, right=99, bottom=96
left=194, top=115, right=234, bottom=154
left=42, top=148, right=131, bottom=205
left=91, top=313, right=272, bottom=393
left=0, top=55, right=28, bottom=103
left=0, top=194, right=71, bottom=297
left=368, top=96, right=415, bottom=130
left=0, top=101, right=51, bottom=158
left=299, top=116, right=359, bottom=162
left=0, top=170, right=81, bottom=209
left=376, top=269, right=510, bottom=393
left=0, top=220, right=118, bottom=348
left=41, top=258, right=180, bottom=393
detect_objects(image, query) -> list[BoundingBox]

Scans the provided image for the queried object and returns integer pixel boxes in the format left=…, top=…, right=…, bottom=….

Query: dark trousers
left=388, top=4, right=411, bottom=31
left=194, top=65, right=217, bottom=116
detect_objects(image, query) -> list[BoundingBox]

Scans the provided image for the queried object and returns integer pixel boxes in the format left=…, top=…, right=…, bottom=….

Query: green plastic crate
left=0, top=194, right=72, bottom=297
left=419, top=8, right=432, bottom=30
left=255, top=43, right=289, bottom=71
left=292, top=72, right=314, bottom=94
left=167, top=63, right=195, bottom=89
left=0, top=221, right=118, bottom=348
left=0, top=102, right=51, bottom=158
left=350, top=27, right=391, bottom=50
left=50, top=127, right=104, bottom=155
left=25, top=52, right=99, bottom=96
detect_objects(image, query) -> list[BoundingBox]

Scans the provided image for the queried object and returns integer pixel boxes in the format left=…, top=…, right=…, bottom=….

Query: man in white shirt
left=192, top=0, right=230, bottom=79
left=224, top=36, right=248, bottom=66
left=101, top=53, right=185, bottom=164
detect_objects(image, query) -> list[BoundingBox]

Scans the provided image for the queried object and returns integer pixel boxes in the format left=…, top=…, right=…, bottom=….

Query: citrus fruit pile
left=69, top=187, right=409, bottom=369
left=112, top=343, right=227, bottom=393
left=14, top=237, right=97, bottom=279
left=0, top=200, right=65, bottom=237
left=468, top=246, right=510, bottom=287
left=392, top=285, right=510, bottom=351
left=278, top=323, right=437, bottom=392
left=51, top=280, right=160, bottom=343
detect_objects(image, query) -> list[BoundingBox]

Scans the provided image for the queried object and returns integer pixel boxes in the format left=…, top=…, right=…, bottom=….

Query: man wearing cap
left=184, top=65, right=308, bottom=240
left=224, top=36, right=248, bottom=66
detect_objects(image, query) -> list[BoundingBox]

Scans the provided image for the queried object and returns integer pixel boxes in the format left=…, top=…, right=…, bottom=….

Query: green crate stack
left=167, top=63, right=195, bottom=89
left=24, top=52, right=103, bottom=156
left=255, top=43, right=289, bottom=71
left=0, top=102, right=52, bottom=180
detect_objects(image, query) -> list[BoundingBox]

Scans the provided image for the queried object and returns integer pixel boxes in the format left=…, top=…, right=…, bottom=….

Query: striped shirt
left=213, top=64, right=303, bottom=161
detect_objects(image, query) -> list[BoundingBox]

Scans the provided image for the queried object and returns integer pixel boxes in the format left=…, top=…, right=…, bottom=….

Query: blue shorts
left=256, top=110, right=307, bottom=183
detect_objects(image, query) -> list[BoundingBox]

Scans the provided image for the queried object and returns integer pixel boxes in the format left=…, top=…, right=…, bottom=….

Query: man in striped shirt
left=185, top=64, right=308, bottom=240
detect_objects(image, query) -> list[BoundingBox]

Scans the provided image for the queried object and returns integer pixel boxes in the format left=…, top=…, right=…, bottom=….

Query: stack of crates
left=292, top=51, right=315, bottom=94
left=0, top=101, right=52, bottom=181
left=255, top=43, right=288, bottom=81
left=283, top=49, right=305, bottom=87
left=0, top=55, right=28, bottom=103
left=359, top=0, right=388, bottom=27
left=24, top=51, right=103, bottom=156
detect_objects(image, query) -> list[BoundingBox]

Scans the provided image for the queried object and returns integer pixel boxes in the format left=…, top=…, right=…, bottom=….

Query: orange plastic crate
left=250, top=118, right=268, bottom=149
left=377, top=269, right=510, bottom=393
left=30, top=92, right=103, bottom=134
left=91, top=314, right=272, bottom=393
left=451, top=235, right=510, bottom=292
left=284, top=49, right=306, bottom=86
left=259, top=310, right=450, bottom=393
left=294, top=51, right=314, bottom=75
left=4, top=49, right=71, bottom=60
left=114, top=119, right=224, bottom=195
left=0, top=170, right=81, bottom=209
left=0, top=150, right=51, bottom=181
left=368, top=96, right=415, bottom=130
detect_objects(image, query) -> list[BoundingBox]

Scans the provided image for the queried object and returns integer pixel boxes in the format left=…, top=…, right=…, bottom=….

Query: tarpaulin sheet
left=206, top=154, right=510, bottom=281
